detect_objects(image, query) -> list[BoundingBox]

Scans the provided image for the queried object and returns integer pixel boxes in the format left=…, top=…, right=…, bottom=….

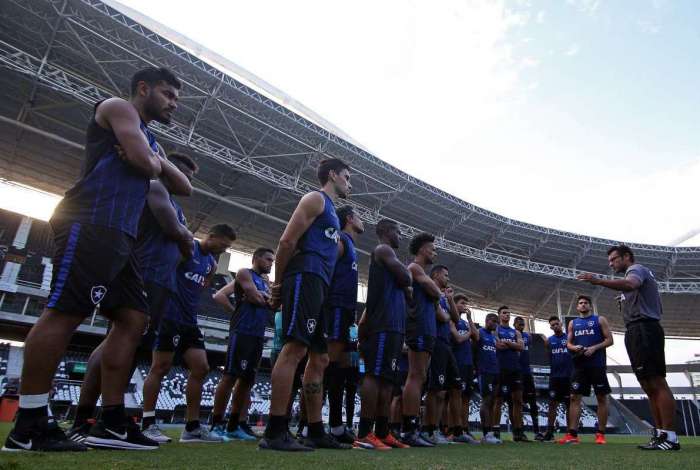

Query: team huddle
left=2, top=67, right=680, bottom=453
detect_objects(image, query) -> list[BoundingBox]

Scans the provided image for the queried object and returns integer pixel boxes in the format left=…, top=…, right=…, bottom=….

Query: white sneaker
left=143, top=424, right=172, bottom=443
left=180, top=426, right=224, bottom=443
left=481, top=433, right=502, bottom=445
left=433, top=431, right=453, bottom=445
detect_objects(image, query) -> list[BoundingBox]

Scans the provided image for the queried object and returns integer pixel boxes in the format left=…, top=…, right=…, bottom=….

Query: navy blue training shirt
left=365, top=250, right=406, bottom=334
left=284, top=191, right=340, bottom=285
left=519, top=331, right=532, bottom=375
left=477, top=327, right=499, bottom=375
left=496, top=325, right=520, bottom=371
left=571, top=315, right=606, bottom=368
left=230, top=269, right=271, bottom=338
left=53, top=101, right=158, bottom=238
left=436, top=296, right=451, bottom=343
left=164, top=240, right=216, bottom=325
left=548, top=332, right=573, bottom=378
left=409, top=278, right=437, bottom=338
left=327, top=232, right=358, bottom=309
left=452, top=319, right=473, bottom=367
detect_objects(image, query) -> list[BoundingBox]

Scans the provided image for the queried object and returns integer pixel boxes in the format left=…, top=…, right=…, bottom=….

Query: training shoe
left=481, top=433, right=502, bottom=445
left=357, top=433, right=391, bottom=450
left=637, top=429, right=658, bottom=450
left=557, top=433, right=580, bottom=445
left=302, top=433, right=352, bottom=450
left=67, top=420, right=94, bottom=445
left=239, top=422, right=261, bottom=439
left=142, top=424, right=172, bottom=443
left=639, top=432, right=680, bottom=451
left=401, top=431, right=435, bottom=447
left=419, top=431, right=438, bottom=446
left=595, top=433, right=607, bottom=445
left=208, top=425, right=231, bottom=442
left=513, top=431, right=531, bottom=442
left=541, top=431, right=555, bottom=442
left=433, top=431, right=453, bottom=445
left=2, top=417, right=87, bottom=452
left=180, top=425, right=224, bottom=443
left=224, top=427, right=256, bottom=441
left=451, top=433, right=478, bottom=444
left=381, top=432, right=410, bottom=449
left=260, top=431, right=314, bottom=452
left=534, top=432, right=545, bottom=442
left=331, top=427, right=357, bottom=445
left=85, top=420, right=159, bottom=450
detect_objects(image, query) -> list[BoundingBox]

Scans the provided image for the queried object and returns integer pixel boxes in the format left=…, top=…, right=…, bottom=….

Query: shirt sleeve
left=625, top=265, right=646, bottom=285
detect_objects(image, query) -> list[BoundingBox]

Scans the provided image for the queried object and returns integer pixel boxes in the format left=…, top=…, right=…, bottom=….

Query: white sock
left=301, top=427, right=308, bottom=438
left=331, top=425, right=345, bottom=436
left=142, top=411, right=156, bottom=418
left=19, top=393, right=49, bottom=409
left=662, top=430, right=678, bottom=442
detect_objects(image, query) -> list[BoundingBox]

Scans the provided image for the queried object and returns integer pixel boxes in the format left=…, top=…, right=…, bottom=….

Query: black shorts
left=282, top=273, right=327, bottom=353
left=497, top=369, right=523, bottom=397
left=406, top=334, right=436, bottom=354
left=625, top=320, right=666, bottom=380
left=479, top=373, right=499, bottom=398
left=139, top=282, right=171, bottom=351
left=154, top=319, right=205, bottom=353
left=548, top=377, right=571, bottom=402
left=47, top=220, right=147, bottom=317
left=427, top=340, right=461, bottom=391
left=458, top=365, right=474, bottom=396
left=360, top=331, right=403, bottom=385
left=224, top=331, right=264, bottom=381
left=522, top=373, right=536, bottom=400
left=324, top=305, right=354, bottom=343
left=570, top=367, right=611, bottom=397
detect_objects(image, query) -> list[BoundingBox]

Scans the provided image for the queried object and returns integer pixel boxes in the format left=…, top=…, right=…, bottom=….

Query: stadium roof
left=1, top=0, right=699, bottom=336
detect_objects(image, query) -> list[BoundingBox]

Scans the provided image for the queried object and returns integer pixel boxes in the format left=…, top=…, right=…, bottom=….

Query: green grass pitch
left=0, top=423, right=698, bottom=469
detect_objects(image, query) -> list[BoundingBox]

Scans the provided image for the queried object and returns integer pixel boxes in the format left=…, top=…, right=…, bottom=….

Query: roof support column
left=556, top=288, right=562, bottom=321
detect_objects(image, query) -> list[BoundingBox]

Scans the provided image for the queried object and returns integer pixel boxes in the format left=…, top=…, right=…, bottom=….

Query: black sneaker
left=67, top=421, right=93, bottom=445
left=493, top=429, right=501, bottom=439
left=302, top=433, right=352, bottom=450
left=541, top=431, right=555, bottom=442
left=85, top=420, right=159, bottom=450
left=259, top=431, right=314, bottom=452
left=239, top=422, right=261, bottom=439
left=2, top=416, right=87, bottom=452
left=637, top=429, right=659, bottom=450
left=513, top=432, right=531, bottom=442
left=295, top=425, right=306, bottom=440
left=639, top=432, right=680, bottom=451
left=331, top=427, right=357, bottom=445
left=400, top=431, right=435, bottom=447
left=534, top=432, right=545, bottom=442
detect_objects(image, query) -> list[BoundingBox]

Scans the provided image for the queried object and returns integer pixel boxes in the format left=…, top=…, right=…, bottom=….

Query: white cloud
left=521, top=56, right=540, bottom=68
left=566, top=0, right=601, bottom=16
left=536, top=10, right=546, bottom=24
left=565, top=43, right=580, bottom=56
left=637, top=19, right=661, bottom=34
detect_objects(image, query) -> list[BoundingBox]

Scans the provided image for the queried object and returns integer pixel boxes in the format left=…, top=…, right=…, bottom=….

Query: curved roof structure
left=0, top=0, right=698, bottom=336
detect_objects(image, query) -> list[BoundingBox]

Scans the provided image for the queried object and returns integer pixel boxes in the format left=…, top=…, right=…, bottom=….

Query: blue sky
left=113, top=0, right=700, bottom=245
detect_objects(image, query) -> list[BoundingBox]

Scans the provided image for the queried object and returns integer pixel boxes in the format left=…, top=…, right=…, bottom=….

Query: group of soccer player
left=2, top=65, right=680, bottom=453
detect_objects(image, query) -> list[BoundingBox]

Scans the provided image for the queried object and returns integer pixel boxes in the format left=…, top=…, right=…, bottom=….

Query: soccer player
left=209, top=247, right=275, bottom=440
left=422, top=266, right=460, bottom=445
left=260, top=158, right=351, bottom=452
left=324, top=205, right=363, bottom=444
left=401, top=232, right=441, bottom=447
left=476, top=313, right=502, bottom=444
left=2, top=67, right=187, bottom=453
left=357, top=219, right=412, bottom=450
left=492, top=306, right=527, bottom=442
left=141, top=224, right=236, bottom=444
left=542, top=316, right=573, bottom=442
left=514, top=316, right=542, bottom=440
left=450, top=294, right=479, bottom=443
left=558, top=295, right=612, bottom=445
left=67, top=150, right=197, bottom=445
left=345, top=319, right=360, bottom=431
left=579, top=245, right=679, bottom=450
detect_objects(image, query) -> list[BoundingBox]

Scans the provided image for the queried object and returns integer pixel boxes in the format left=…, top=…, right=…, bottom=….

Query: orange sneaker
left=358, top=433, right=392, bottom=451
left=557, top=433, right=581, bottom=445
left=595, top=433, right=606, bottom=445
left=381, top=433, right=410, bottom=449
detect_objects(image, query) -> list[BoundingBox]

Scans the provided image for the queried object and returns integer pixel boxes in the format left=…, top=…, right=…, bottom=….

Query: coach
left=577, top=244, right=679, bottom=451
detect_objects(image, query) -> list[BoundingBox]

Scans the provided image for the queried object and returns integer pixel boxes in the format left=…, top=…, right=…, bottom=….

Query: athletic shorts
left=224, top=331, right=264, bottom=381
left=282, top=273, right=328, bottom=353
left=570, top=367, right=611, bottom=397
left=548, top=377, right=571, bottom=402
left=625, top=320, right=666, bottom=380
left=459, top=364, right=474, bottom=396
left=360, top=331, right=403, bottom=385
left=154, top=318, right=205, bottom=353
left=497, top=369, right=523, bottom=397
left=522, top=373, right=536, bottom=400
left=323, top=305, right=354, bottom=343
left=46, top=220, right=147, bottom=317
left=406, top=334, right=436, bottom=354
left=139, top=282, right=171, bottom=351
left=427, top=339, right=461, bottom=391
left=479, top=373, right=499, bottom=398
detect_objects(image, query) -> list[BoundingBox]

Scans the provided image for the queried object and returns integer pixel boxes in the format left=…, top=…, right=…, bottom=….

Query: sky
left=111, top=0, right=700, bottom=246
